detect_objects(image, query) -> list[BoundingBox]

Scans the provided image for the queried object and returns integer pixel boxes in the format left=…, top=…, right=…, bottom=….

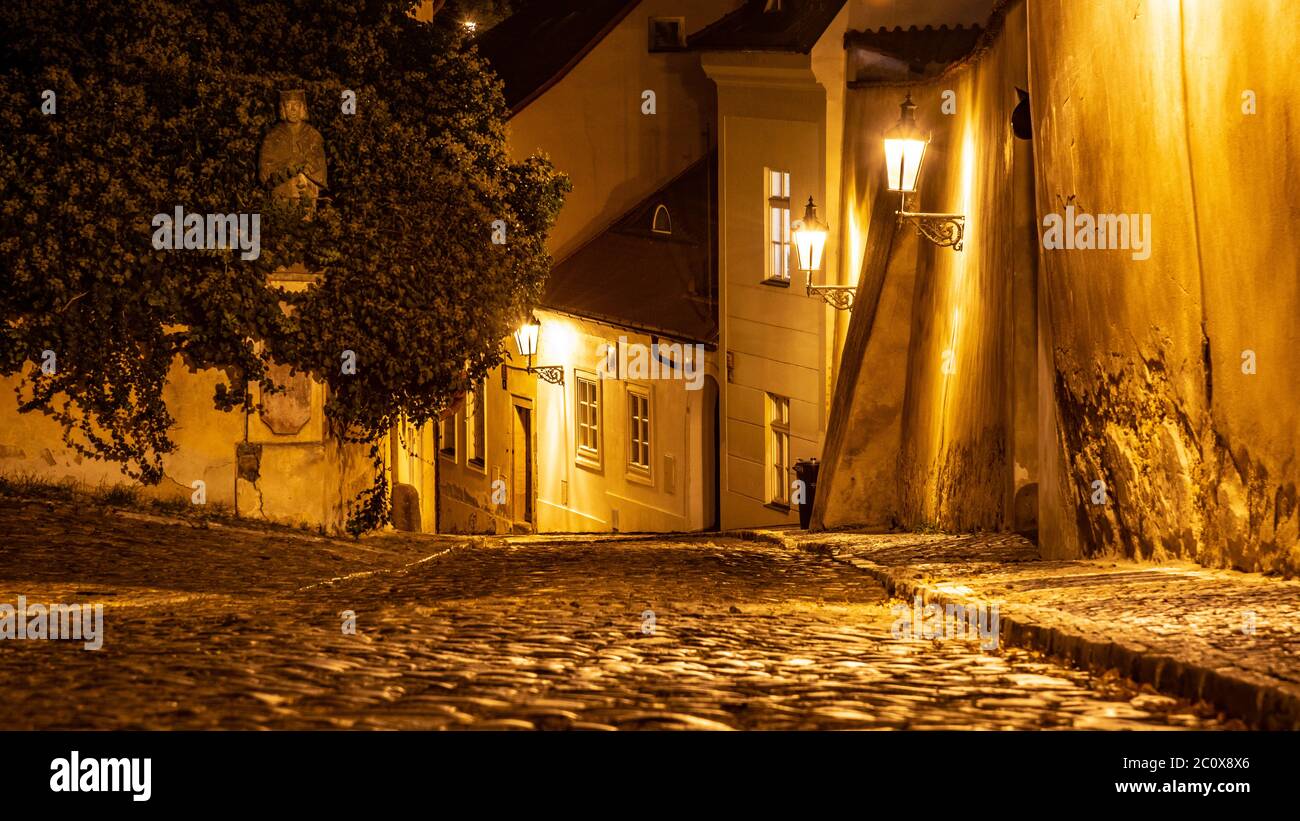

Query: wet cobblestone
left=0, top=504, right=1240, bottom=730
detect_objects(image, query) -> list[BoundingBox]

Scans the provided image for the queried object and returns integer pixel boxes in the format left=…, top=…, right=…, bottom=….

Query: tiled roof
left=845, top=24, right=984, bottom=81
left=543, top=153, right=718, bottom=344
left=688, top=0, right=846, bottom=54
left=474, top=0, right=641, bottom=112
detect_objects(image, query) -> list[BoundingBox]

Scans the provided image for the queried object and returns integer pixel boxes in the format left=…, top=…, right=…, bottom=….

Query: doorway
left=704, top=375, right=720, bottom=530
left=391, top=417, right=423, bottom=533
left=511, top=401, right=533, bottom=528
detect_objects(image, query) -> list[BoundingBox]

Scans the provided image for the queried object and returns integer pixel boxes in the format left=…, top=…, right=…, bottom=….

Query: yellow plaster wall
left=506, top=0, right=740, bottom=262
left=1028, top=0, right=1300, bottom=572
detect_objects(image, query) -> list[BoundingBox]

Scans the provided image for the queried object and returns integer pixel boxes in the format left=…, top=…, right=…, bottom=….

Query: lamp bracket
left=530, top=365, right=565, bottom=386
left=897, top=210, right=965, bottom=251
left=805, top=284, right=856, bottom=311
left=502, top=363, right=565, bottom=389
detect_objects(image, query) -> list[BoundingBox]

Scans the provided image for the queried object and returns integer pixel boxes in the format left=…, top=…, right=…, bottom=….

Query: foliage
left=0, top=0, right=568, bottom=531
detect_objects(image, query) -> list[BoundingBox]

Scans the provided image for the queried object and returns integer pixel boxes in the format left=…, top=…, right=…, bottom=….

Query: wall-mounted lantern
left=793, top=196, right=854, bottom=311
left=885, top=93, right=965, bottom=250
left=502, top=314, right=565, bottom=388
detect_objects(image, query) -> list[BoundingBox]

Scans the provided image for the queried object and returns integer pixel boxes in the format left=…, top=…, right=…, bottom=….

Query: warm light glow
left=791, top=196, right=828, bottom=273
left=463, top=20, right=477, bottom=33
left=513, top=316, right=540, bottom=358
left=547, top=321, right=578, bottom=361
left=883, top=94, right=928, bottom=193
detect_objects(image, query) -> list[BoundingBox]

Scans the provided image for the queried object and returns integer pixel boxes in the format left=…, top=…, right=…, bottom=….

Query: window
left=649, top=17, right=686, bottom=51
left=651, top=204, right=672, bottom=235
left=466, top=381, right=485, bottom=468
left=575, top=373, right=601, bottom=466
left=766, top=393, right=790, bottom=506
left=438, top=412, right=456, bottom=459
left=627, top=387, right=651, bottom=479
left=766, top=169, right=792, bottom=283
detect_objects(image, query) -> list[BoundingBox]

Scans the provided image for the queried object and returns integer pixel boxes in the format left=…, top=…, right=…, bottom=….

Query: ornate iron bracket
left=530, top=365, right=565, bottom=386
left=897, top=210, right=965, bottom=251
left=805, top=284, right=856, bottom=311
left=501, top=364, right=565, bottom=390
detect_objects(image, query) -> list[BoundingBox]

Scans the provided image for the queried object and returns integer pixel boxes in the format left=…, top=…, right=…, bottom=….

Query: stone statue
left=258, top=90, right=327, bottom=211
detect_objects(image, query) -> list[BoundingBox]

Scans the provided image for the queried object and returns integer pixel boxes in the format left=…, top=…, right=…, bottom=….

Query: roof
left=542, top=153, right=718, bottom=345
left=474, top=0, right=641, bottom=112
left=845, top=24, right=984, bottom=81
left=688, top=0, right=846, bottom=53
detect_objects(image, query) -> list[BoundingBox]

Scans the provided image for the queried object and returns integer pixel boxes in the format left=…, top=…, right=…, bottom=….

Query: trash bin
left=792, top=458, right=820, bottom=530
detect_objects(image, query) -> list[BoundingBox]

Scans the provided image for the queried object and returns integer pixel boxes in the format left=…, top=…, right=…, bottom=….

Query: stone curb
left=735, top=529, right=1300, bottom=729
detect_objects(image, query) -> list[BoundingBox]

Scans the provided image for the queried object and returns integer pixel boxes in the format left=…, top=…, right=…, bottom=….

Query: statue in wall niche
left=254, top=91, right=325, bottom=436
left=258, top=90, right=328, bottom=215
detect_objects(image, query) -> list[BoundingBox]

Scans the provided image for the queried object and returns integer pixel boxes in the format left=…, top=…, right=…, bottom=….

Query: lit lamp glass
left=883, top=93, right=928, bottom=193
left=513, top=315, right=540, bottom=360
left=791, top=196, right=828, bottom=278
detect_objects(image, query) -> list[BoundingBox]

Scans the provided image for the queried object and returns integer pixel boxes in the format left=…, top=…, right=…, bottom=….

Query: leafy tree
left=0, top=0, right=568, bottom=532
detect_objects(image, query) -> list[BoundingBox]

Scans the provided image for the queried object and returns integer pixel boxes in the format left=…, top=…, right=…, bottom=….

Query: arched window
left=651, top=204, right=672, bottom=235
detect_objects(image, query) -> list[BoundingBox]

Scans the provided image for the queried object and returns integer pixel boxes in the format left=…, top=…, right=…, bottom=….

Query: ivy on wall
left=0, top=0, right=569, bottom=532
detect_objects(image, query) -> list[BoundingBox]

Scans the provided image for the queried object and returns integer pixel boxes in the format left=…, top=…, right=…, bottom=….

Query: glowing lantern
left=792, top=196, right=828, bottom=274
left=883, top=93, right=928, bottom=193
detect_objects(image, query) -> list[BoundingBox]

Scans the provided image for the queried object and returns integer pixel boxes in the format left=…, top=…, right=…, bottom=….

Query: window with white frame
left=627, top=387, right=651, bottom=478
left=466, top=381, right=485, bottom=468
left=765, top=169, right=791, bottom=283
left=766, top=393, right=791, bottom=506
left=575, top=373, right=601, bottom=465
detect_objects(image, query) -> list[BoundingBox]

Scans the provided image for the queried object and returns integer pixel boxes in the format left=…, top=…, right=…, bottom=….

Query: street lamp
left=886, top=93, right=965, bottom=250
left=502, top=314, right=565, bottom=388
left=794, top=197, right=854, bottom=311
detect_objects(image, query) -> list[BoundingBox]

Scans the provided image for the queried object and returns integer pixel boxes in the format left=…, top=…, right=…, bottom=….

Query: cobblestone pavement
left=0, top=501, right=1241, bottom=730
left=756, top=529, right=1300, bottom=728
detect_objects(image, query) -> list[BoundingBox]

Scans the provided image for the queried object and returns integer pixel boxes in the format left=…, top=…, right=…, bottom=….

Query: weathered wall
left=1182, top=0, right=1300, bottom=572
left=0, top=366, right=243, bottom=506
left=815, top=84, right=916, bottom=529
left=1027, top=0, right=1299, bottom=573
left=1, top=361, right=372, bottom=533
left=818, top=2, right=1034, bottom=532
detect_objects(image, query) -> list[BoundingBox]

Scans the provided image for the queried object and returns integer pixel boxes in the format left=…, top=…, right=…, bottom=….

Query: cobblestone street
left=0, top=501, right=1240, bottom=730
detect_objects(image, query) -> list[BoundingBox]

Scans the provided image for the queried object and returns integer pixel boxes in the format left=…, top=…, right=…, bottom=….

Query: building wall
left=437, top=312, right=714, bottom=534
left=435, top=365, right=521, bottom=535
left=505, top=0, right=740, bottom=262
left=816, top=1, right=1037, bottom=532
left=703, top=38, right=848, bottom=530
left=1027, top=0, right=1300, bottom=573
left=0, top=360, right=373, bottom=532
left=0, top=366, right=244, bottom=507
left=817, top=0, right=1298, bottom=575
